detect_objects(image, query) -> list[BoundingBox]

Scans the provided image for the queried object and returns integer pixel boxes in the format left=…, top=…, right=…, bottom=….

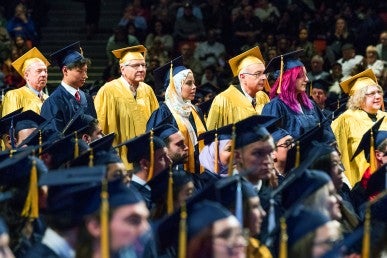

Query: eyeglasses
left=242, top=72, right=264, bottom=79
left=365, top=90, right=383, bottom=97
left=276, top=139, right=295, bottom=149
left=124, top=63, right=147, bottom=69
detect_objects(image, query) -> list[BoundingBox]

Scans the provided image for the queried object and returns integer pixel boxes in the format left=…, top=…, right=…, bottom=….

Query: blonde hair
left=347, top=84, right=383, bottom=110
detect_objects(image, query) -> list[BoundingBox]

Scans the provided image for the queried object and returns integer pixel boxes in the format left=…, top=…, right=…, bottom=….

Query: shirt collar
left=41, top=228, right=75, bottom=258
left=240, top=84, right=254, bottom=102
left=26, top=84, right=41, bottom=96
left=131, top=174, right=151, bottom=190
left=61, top=81, right=78, bottom=96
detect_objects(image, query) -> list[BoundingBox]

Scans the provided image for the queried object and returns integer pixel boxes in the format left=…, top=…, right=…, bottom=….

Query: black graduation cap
left=311, top=79, right=331, bottom=93
left=115, top=131, right=165, bottom=163
left=264, top=49, right=304, bottom=76
left=13, top=110, right=46, bottom=135
left=153, top=56, right=187, bottom=91
left=196, top=96, right=215, bottom=116
left=16, top=117, right=56, bottom=148
left=50, top=41, right=84, bottom=69
left=197, top=123, right=233, bottom=145
left=351, top=117, right=385, bottom=162
left=152, top=123, right=180, bottom=142
left=286, top=205, right=331, bottom=246
left=68, top=133, right=120, bottom=167
left=271, top=128, right=290, bottom=144
left=197, top=82, right=221, bottom=96
left=62, top=108, right=96, bottom=136
left=365, top=164, right=386, bottom=199
left=0, top=107, right=23, bottom=136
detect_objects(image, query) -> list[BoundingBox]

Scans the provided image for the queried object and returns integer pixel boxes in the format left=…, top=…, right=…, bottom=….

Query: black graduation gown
left=40, top=85, right=97, bottom=133
left=22, top=243, right=60, bottom=258
left=131, top=180, right=152, bottom=210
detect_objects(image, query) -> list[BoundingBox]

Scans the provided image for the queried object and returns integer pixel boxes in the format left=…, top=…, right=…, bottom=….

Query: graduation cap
left=11, top=47, right=50, bottom=78
left=198, top=123, right=233, bottom=146
left=13, top=110, right=46, bottom=135
left=271, top=128, right=290, bottom=144
left=16, top=117, right=56, bottom=150
left=197, top=82, right=221, bottom=96
left=68, top=133, right=120, bottom=167
left=351, top=117, right=385, bottom=173
left=152, top=123, right=180, bottom=142
left=50, top=41, right=84, bottom=69
left=286, top=205, right=331, bottom=247
left=153, top=56, right=187, bottom=91
left=340, top=69, right=378, bottom=96
left=111, top=44, right=147, bottom=64
left=264, top=49, right=304, bottom=94
left=62, top=108, right=96, bottom=136
left=228, top=46, right=265, bottom=77
left=365, top=164, right=386, bottom=199
left=0, top=107, right=23, bottom=136
left=196, top=96, right=215, bottom=117
left=311, top=79, right=331, bottom=93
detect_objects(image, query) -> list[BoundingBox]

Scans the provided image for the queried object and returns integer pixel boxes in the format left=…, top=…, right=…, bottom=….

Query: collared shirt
left=41, top=228, right=75, bottom=258
left=131, top=174, right=151, bottom=190
left=120, top=76, right=136, bottom=97
left=26, top=84, right=42, bottom=97
left=240, top=84, right=255, bottom=103
left=61, top=81, right=78, bottom=97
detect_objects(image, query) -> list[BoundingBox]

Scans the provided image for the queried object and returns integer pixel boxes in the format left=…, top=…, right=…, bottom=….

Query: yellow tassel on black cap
left=38, top=130, right=42, bottom=155
left=214, top=128, right=219, bottom=174
left=369, top=130, right=377, bottom=174
left=279, top=217, right=288, bottom=258
left=21, top=151, right=39, bottom=219
left=74, top=131, right=79, bottom=158
left=228, top=124, right=236, bottom=176
left=100, top=178, right=110, bottom=258
left=277, top=55, right=284, bottom=94
left=178, top=201, right=187, bottom=258
left=147, top=130, right=154, bottom=182
left=88, top=148, right=94, bottom=167
left=167, top=165, right=174, bottom=214
left=295, top=141, right=300, bottom=168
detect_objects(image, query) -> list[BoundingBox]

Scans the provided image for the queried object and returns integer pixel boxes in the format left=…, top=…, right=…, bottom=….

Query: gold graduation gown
left=331, top=109, right=387, bottom=187
left=206, top=85, right=270, bottom=130
left=1, top=86, right=48, bottom=117
left=94, top=77, right=159, bottom=169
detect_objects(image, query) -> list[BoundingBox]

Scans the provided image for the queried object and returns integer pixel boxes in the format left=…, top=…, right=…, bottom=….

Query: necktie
left=252, top=98, right=256, bottom=109
left=75, top=91, right=81, bottom=103
left=38, top=93, right=44, bottom=102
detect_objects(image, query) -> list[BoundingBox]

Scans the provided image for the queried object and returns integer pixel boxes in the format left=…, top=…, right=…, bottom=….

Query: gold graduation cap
left=12, top=47, right=50, bottom=78
left=112, top=45, right=147, bottom=64
left=228, top=46, right=265, bottom=77
left=340, top=69, right=378, bottom=96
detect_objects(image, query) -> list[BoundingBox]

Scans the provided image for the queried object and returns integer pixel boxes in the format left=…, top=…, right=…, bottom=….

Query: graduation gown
left=1, top=86, right=48, bottom=116
left=40, top=84, right=96, bottom=133
left=206, top=85, right=270, bottom=130
left=94, top=77, right=159, bottom=169
left=261, top=97, right=329, bottom=140
left=146, top=103, right=207, bottom=173
left=23, top=243, right=61, bottom=258
left=331, top=109, right=387, bottom=187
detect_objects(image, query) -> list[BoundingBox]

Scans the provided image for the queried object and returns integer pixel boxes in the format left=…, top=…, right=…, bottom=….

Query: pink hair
left=269, top=66, right=313, bottom=113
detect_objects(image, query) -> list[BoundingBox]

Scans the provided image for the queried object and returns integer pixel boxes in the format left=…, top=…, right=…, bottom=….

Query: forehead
left=28, top=60, right=47, bottom=69
left=244, top=63, right=265, bottom=72
left=243, top=137, right=274, bottom=151
left=113, top=201, right=148, bottom=217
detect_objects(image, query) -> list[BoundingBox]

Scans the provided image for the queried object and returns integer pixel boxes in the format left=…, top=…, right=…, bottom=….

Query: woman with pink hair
left=261, top=50, right=333, bottom=141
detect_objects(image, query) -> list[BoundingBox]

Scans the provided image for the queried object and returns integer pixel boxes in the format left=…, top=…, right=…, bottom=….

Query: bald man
left=2, top=47, right=49, bottom=116
left=94, top=45, right=159, bottom=169
left=206, top=46, right=269, bottom=129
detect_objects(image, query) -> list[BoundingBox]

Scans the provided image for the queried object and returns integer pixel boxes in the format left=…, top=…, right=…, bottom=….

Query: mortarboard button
left=111, top=45, right=147, bottom=64
left=11, top=47, right=50, bottom=78
left=50, top=41, right=84, bottom=69
left=340, top=69, right=378, bottom=96
left=228, top=46, right=265, bottom=77
left=153, top=56, right=186, bottom=91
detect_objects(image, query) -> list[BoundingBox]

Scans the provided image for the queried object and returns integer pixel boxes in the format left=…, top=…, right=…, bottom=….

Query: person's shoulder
left=23, top=242, right=60, bottom=258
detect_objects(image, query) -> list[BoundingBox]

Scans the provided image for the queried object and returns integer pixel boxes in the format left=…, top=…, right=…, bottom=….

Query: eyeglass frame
left=123, top=62, right=147, bottom=70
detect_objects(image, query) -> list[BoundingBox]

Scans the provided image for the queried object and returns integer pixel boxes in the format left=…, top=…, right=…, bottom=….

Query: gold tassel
left=38, top=130, right=42, bottom=155
left=295, top=141, right=300, bottom=168
left=74, top=131, right=79, bottom=158
left=369, top=130, right=377, bottom=174
left=308, top=81, right=312, bottom=96
left=100, top=179, right=110, bottom=258
left=279, top=217, right=288, bottom=258
left=228, top=124, right=236, bottom=176
left=167, top=165, right=174, bottom=214
left=214, top=129, right=219, bottom=174
left=277, top=55, right=284, bottom=94
left=147, top=130, right=154, bottom=182
left=178, top=202, right=187, bottom=258
left=21, top=154, right=39, bottom=218
left=362, top=205, right=370, bottom=258
left=88, top=148, right=94, bottom=167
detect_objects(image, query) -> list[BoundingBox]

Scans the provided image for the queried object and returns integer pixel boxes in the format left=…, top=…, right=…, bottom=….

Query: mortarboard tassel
left=369, top=130, right=377, bottom=174
left=214, top=129, right=219, bottom=174
left=279, top=217, right=288, bottom=258
left=228, top=124, right=236, bottom=176
left=167, top=165, right=174, bottom=214
left=276, top=55, right=284, bottom=94
left=308, top=81, right=312, bottom=96
left=295, top=141, right=300, bottom=168
left=74, top=131, right=79, bottom=158
left=9, top=118, right=15, bottom=149
left=178, top=201, right=187, bottom=258
left=88, top=148, right=94, bottom=167
left=264, top=79, right=271, bottom=93
left=21, top=153, right=39, bottom=219
left=362, top=205, right=370, bottom=258
left=100, top=179, right=110, bottom=258
left=235, top=178, right=243, bottom=225
left=38, top=130, right=42, bottom=155
left=147, top=130, right=155, bottom=182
